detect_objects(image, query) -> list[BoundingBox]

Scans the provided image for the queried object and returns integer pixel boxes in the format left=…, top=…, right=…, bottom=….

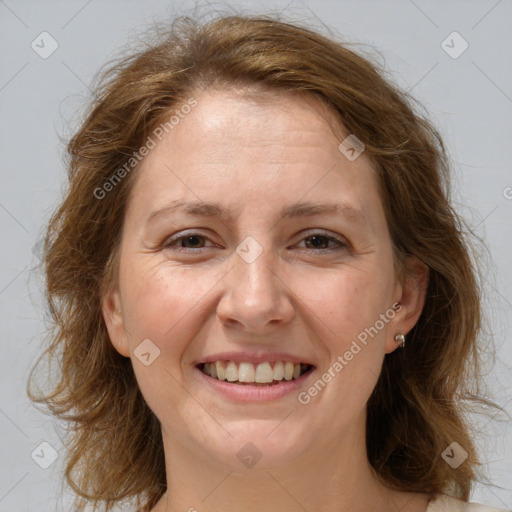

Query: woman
left=28, top=13, right=509, bottom=512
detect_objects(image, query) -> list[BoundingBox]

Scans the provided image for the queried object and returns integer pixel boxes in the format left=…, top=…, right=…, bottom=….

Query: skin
left=102, top=88, right=431, bottom=512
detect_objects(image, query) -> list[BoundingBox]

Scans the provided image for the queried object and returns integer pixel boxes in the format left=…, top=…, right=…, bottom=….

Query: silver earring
left=394, top=333, right=405, bottom=348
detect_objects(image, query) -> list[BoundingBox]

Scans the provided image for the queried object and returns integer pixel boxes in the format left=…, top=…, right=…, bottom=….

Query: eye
left=163, top=230, right=347, bottom=253
left=164, top=232, right=215, bottom=252
left=295, top=232, right=347, bottom=252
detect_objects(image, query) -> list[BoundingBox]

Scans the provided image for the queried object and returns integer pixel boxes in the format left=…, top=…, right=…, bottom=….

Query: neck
left=154, top=415, right=408, bottom=512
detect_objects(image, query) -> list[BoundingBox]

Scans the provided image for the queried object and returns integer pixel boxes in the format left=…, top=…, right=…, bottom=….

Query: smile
left=199, top=361, right=313, bottom=385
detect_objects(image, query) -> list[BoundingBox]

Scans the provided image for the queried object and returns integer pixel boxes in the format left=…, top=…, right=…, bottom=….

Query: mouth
left=197, top=360, right=315, bottom=386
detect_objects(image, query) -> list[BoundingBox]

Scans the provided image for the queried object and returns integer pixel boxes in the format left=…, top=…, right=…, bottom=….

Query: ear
left=385, top=256, right=429, bottom=354
left=101, top=287, right=130, bottom=357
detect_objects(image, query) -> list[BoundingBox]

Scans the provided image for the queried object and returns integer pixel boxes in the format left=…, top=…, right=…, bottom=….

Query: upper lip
left=196, top=351, right=315, bottom=366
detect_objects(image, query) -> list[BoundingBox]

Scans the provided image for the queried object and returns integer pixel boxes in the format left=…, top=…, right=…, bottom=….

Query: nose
left=216, top=244, right=295, bottom=333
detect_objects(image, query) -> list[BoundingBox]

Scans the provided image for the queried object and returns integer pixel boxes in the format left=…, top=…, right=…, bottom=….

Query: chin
left=195, top=420, right=312, bottom=472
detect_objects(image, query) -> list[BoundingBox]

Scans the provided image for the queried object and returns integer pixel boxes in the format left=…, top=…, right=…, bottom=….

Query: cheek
left=120, top=263, right=213, bottom=423
left=300, top=271, right=392, bottom=405
left=123, top=260, right=222, bottom=356
left=300, top=269, right=392, bottom=342
left=122, top=262, right=213, bottom=346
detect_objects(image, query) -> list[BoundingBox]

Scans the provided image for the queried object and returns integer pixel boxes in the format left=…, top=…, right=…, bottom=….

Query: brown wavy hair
left=28, top=12, right=497, bottom=512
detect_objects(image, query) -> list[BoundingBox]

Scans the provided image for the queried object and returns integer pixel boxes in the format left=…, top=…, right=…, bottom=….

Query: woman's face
left=103, top=89, right=426, bottom=471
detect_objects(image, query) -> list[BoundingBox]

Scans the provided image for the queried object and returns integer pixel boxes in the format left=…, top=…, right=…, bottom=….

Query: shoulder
left=427, top=494, right=510, bottom=512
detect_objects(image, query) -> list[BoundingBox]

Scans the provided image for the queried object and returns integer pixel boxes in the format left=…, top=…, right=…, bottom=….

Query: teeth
left=201, top=360, right=310, bottom=384
left=215, top=361, right=225, bottom=381
left=238, top=362, right=255, bottom=382
left=226, top=361, right=238, bottom=382
left=255, top=362, right=274, bottom=383
left=273, top=361, right=284, bottom=380
left=284, top=362, right=294, bottom=381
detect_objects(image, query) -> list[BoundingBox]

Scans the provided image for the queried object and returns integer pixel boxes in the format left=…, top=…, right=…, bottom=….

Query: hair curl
left=28, top=12, right=496, bottom=512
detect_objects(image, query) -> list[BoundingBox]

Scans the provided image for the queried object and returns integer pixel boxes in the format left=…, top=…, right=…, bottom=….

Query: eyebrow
left=146, top=200, right=366, bottom=226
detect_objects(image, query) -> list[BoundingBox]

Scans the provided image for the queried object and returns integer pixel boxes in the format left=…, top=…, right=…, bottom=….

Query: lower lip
left=195, top=366, right=315, bottom=402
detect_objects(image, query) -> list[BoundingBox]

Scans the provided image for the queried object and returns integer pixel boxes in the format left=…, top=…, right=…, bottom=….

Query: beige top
left=427, top=494, right=510, bottom=512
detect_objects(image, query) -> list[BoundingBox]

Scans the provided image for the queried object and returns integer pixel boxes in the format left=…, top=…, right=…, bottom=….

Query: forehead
left=124, top=88, right=385, bottom=231
left=172, top=88, right=345, bottom=157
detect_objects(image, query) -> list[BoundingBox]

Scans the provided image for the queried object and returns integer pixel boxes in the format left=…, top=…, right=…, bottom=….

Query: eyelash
left=163, top=231, right=348, bottom=253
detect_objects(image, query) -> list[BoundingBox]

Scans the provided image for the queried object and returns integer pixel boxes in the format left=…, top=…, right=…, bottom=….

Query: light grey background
left=0, top=0, right=511, bottom=510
